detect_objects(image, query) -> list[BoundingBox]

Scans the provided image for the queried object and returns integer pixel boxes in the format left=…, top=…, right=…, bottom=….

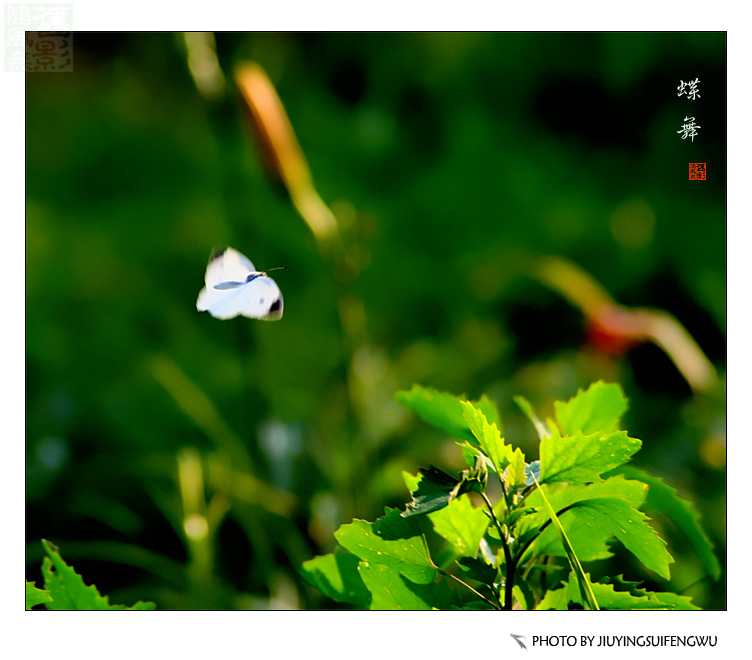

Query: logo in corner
left=511, top=634, right=527, bottom=650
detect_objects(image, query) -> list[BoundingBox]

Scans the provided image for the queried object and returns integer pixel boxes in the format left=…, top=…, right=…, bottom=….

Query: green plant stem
left=480, top=491, right=515, bottom=610
left=495, top=469, right=512, bottom=510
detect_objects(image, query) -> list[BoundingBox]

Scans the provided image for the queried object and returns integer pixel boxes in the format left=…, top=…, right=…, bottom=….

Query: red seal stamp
left=689, top=163, right=706, bottom=180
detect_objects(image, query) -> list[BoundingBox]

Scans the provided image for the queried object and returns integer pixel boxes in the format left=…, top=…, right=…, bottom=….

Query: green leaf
left=505, top=446, right=528, bottom=490
left=568, top=498, right=673, bottom=580
left=462, top=401, right=508, bottom=470
left=604, top=575, right=699, bottom=610
left=358, top=563, right=455, bottom=610
left=300, top=549, right=371, bottom=608
left=526, top=477, right=651, bottom=563
left=301, top=546, right=457, bottom=610
left=535, top=571, right=595, bottom=610
left=554, top=381, right=628, bottom=436
left=26, top=581, right=53, bottom=610
left=539, top=428, right=641, bottom=484
left=513, top=578, right=537, bottom=611
left=533, top=512, right=615, bottom=562
left=519, top=475, right=649, bottom=537
left=402, top=470, right=420, bottom=493
left=501, top=506, right=538, bottom=530
left=335, top=508, right=437, bottom=584
left=395, top=385, right=500, bottom=442
left=456, top=556, right=499, bottom=585
left=429, top=495, right=490, bottom=558
left=462, top=401, right=527, bottom=491
left=537, top=572, right=698, bottom=610
left=476, top=395, right=502, bottom=434
left=401, top=465, right=462, bottom=516
left=521, top=483, right=672, bottom=579
left=40, top=540, right=156, bottom=610
left=609, top=466, right=721, bottom=580
left=402, top=463, right=485, bottom=517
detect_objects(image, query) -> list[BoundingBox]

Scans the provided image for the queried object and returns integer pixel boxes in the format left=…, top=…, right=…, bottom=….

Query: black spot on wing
left=269, top=298, right=282, bottom=313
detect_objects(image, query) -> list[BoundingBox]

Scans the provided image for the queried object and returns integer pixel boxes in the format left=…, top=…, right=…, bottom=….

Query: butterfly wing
left=203, top=247, right=255, bottom=288
left=199, top=275, right=283, bottom=320
left=236, top=275, right=284, bottom=320
left=197, top=247, right=257, bottom=317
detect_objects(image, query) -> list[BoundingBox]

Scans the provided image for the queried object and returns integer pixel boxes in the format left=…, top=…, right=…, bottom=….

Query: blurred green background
left=26, top=32, right=726, bottom=609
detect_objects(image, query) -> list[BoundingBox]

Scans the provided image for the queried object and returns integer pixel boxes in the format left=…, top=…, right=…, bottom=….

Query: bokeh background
left=26, top=32, right=726, bottom=609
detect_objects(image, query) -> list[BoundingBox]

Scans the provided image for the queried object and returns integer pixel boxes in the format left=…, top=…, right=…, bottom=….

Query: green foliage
left=395, top=386, right=502, bottom=443
left=25, top=581, right=52, bottom=610
left=27, top=540, right=156, bottom=610
left=301, top=510, right=453, bottom=610
left=536, top=572, right=698, bottom=610
left=607, top=466, right=722, bottom=580
left=301, top=381, right=716, bottom=610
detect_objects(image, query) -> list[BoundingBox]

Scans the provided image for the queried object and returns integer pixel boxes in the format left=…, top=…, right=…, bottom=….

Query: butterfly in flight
left=196, top=247, right=284, bottom=321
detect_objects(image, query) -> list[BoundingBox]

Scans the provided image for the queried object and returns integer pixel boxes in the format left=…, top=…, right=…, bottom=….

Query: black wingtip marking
left=269, top=298, right=282, bottom=313
left=208, top=246, right=230, bottom=263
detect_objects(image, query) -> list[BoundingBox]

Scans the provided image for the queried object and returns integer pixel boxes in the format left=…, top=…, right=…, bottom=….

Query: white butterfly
left=196, top=247, right=284, bottom=320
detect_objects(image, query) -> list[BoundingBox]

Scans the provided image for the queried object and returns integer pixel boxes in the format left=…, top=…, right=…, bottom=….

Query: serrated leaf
left=429, top=495, right=490, bottom=558
left=554, top=381, right=628, bottom=436
left=335, top=509, right=437, bottom=584
left=605, top=575, right=699, bottom=610
left=401, top=465, right=462, bottom=516
left=568, top=498, right=673, bottom=580
left=41, top=540, right=156, bottom=610
left=395, top=385, right=500, bottom=442
left=539, top=428, right=641, bottom=484
left=505, top=446, right=528, bottom=490
left=609, top=466, right=721, bottom=580
left=462, top=401, right=508, bottom=470
left=537, top=572, right=698, bottom=610
left=519, top=475, right=650, bottom=539
left=402, top=463, right=485, bottom=517
left=121, top=600, right=156, bottom=610
left=26, top=581, right=52, bottom=610
left=462, top=401, right=527, bottom=491
left=300, top=548, right=371, bottom=608
left=456, top=556, right=499, bottom=584
left=520, top=480, right=667, bottom=577
left=476, top=394, right=503, bottom=434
